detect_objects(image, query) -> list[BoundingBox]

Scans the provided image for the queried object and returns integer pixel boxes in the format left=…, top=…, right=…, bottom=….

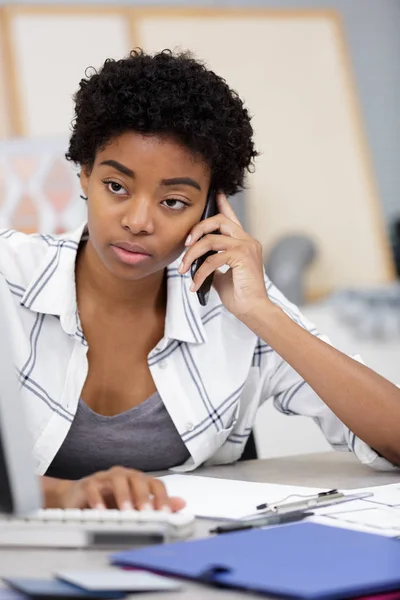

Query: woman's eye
left=162, top=198, right=187, bottom=210
left=104, top=181, right=127, bottom=195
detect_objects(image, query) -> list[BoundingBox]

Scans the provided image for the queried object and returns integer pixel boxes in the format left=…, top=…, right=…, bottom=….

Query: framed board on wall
left=1, top=5, right=133, bottom=138
left=0, top=9, right=11, bottom=138
left=0, top=6, right=394, bottom=298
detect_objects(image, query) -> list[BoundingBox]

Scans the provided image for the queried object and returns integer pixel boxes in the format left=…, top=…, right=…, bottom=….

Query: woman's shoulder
left=0, top=227, right=48, bottom=259
left=0, top=225, right=85, bottom=288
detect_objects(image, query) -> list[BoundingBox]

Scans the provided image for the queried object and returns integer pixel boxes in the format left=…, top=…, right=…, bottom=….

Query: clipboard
left=111, top=522, right=400, bottom=600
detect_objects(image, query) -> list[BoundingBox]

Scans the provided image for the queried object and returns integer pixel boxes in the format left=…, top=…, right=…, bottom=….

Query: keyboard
left=0, top=508, right=195, bottom=548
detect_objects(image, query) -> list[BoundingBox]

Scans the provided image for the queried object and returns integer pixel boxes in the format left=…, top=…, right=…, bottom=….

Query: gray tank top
left=46, top=391, right=190, bottom=480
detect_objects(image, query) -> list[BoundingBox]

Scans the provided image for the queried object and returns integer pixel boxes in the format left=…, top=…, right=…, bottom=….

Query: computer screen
left=0, top=275, right=42, bottom=515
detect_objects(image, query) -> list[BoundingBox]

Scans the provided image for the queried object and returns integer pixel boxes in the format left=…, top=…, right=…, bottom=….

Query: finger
left=185, top=214, right=245, bottom=247
left=109, top=467, right=136, bottom=510
left=148, top=478, right=172, bottom=511
left=128, top=473, right=154, bottom=510
left=83, top=480, right=107, bottom=510
left=211, top=268, right=227, bottom=296
left=170, top=496, right=186, bottom=512
left=217, top=193, right=242, bottom=226
left=179, top=234, right=239, bottom=274
left=190, top=252, right=229, bottom=292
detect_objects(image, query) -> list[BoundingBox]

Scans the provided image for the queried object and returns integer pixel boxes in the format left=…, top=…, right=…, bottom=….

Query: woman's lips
left=111, top=245, right=152, bottom=265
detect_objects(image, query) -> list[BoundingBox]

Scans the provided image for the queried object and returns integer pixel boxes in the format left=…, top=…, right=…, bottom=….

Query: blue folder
left=111, top=522, right=400, bottom=600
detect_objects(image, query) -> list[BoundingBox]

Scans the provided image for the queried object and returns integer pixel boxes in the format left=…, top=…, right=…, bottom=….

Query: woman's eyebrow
left=161, top=177, right=201, bottom=191
left=99, top=162, right=202, bottom=192
left=99, top=160, right=134, bottom=178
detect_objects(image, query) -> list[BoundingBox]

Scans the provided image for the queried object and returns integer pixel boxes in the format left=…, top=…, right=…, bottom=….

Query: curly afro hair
left=66, top=49, right=258, bottom=197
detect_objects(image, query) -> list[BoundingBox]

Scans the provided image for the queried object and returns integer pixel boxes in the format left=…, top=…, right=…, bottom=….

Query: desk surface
left=1, top=452, right=399, bottom=599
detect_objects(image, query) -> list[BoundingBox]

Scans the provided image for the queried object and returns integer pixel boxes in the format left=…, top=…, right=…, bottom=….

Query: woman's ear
left=79, top=166, right=90, bottom=199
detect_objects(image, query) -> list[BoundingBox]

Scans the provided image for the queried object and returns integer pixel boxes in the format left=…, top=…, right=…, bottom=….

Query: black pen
left=209, top=510, right=313, bottom=535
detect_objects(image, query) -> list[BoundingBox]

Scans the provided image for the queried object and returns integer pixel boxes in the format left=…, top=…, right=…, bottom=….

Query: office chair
left=239, top=431, right=258, bottom=461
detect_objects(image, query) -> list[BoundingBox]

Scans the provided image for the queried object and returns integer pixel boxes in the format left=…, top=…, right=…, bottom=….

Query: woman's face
left=80, top=131, right=211, bottom=281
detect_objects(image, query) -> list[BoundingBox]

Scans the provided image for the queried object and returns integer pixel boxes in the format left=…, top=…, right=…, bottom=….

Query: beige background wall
left=1, top=7, right=395, bottom=300
left=134, top=10, right=393, bottom=298
left=0, top=6, right=393, bottom=300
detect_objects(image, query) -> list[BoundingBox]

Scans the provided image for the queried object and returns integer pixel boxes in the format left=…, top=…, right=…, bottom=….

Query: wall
left=0, top=6, right=395, bottom=301
left=1, top=0, right=398, bottom=226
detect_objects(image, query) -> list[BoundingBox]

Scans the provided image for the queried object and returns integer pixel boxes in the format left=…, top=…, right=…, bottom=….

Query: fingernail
left=161, top=505, right=172, bottom=513
left=185, top=234, right=192, bottom=246
left=96, top=503, right=106, bottom=510
left=190, top=282, right=196, bottom=292
left=141, top=503, right=153, bottom=511
left=177, top=261, right=183, bottom=273
left=122, top=501, right=133, bottom=511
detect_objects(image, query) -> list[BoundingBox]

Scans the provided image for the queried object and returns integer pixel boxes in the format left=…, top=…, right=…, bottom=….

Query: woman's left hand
left=178, top=193, right=269, bottom=320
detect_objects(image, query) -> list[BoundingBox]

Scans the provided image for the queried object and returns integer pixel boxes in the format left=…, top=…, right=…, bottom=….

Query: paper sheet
left=312, top=508, right=400, bottom=537
left=356, top=483, right=400, bottom=507
left=331, top=507, right=400, bottom=530
left=315, top=499, right=373, bottom=515
left=312, top=483, right=400, bottom=536
left=158, top=474, right=322, bottom=519
left=159, top=475, right=400, bottom=531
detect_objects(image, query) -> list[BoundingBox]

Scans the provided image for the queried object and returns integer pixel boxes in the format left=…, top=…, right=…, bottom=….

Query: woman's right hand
left=42, top=466, right=185, bottom=512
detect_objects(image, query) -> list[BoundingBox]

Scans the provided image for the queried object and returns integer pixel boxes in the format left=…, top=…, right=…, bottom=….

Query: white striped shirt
left=0, top=223, right=394, bottom=475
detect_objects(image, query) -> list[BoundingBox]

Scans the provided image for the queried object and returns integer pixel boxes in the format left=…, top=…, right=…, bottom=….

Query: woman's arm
left=242, top=301, right=400, bottom=465
left=181, top=193, right=400, bottom=466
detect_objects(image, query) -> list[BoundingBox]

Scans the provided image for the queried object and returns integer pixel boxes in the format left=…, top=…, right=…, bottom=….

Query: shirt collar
left=21, top=224, right=207, bottom=345
left=20, top=223, right=86, bottom=336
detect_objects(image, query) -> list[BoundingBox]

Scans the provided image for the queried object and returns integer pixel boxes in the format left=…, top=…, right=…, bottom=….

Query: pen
left=210, top=510, right=313, bottom=535
left=256, top=490, right=373, bottom=513
left=256, top=489, right=339, bottom=511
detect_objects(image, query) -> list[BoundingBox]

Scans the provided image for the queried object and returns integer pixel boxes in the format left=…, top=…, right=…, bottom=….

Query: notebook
left=111, top=522, right=400, bottom=600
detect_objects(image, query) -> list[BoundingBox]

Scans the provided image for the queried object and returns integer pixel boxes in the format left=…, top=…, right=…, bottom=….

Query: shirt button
left=185, top=422, right=195, bottom=432
left=158, top=360, right=168, bottom=369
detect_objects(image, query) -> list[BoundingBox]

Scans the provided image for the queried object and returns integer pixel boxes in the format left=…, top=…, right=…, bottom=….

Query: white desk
left=1, top=452, right=399, bottom=599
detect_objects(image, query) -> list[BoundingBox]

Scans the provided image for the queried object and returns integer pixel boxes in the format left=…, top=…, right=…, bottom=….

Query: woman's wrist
left=239, top=298, right=281, bottom=337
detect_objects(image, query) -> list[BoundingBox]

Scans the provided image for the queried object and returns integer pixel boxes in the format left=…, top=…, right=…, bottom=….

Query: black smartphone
left=190, top=189, right=219, bottom=306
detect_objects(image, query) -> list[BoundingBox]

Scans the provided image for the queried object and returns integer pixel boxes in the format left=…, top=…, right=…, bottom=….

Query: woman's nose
left=121, top=197, right=155, bottom=235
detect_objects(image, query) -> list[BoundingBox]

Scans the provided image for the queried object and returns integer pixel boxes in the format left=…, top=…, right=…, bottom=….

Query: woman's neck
left=75, top=240, right=167, bottom=315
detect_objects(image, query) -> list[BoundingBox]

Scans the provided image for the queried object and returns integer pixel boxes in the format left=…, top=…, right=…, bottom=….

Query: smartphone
left=190, top=189, right=219, bottom=306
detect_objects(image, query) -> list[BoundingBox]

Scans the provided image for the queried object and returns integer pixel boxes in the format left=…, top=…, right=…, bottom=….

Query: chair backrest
left=239, top=432, right=258, bottom=461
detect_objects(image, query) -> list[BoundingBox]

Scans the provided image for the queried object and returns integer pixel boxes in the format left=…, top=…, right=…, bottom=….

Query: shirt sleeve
left=254, top=276, right=399, bottom=472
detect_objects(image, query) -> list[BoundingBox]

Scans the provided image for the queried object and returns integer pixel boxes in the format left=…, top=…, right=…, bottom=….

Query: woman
left=0, top=49, right=399, bottom=512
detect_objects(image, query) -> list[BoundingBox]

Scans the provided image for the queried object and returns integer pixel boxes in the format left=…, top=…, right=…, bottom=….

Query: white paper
left=56, top=569, right=181, bottom=592
left=158, top=474, right=322, bottom=519
left=315, top=499, right=373, bottom=516
left=355, top=483, right=400, bottom=507
left=312, top=505, right=400, bottom=537
left=332, top=507, right=400, bottom=530
left=310, top=514, right=399, bottom=537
